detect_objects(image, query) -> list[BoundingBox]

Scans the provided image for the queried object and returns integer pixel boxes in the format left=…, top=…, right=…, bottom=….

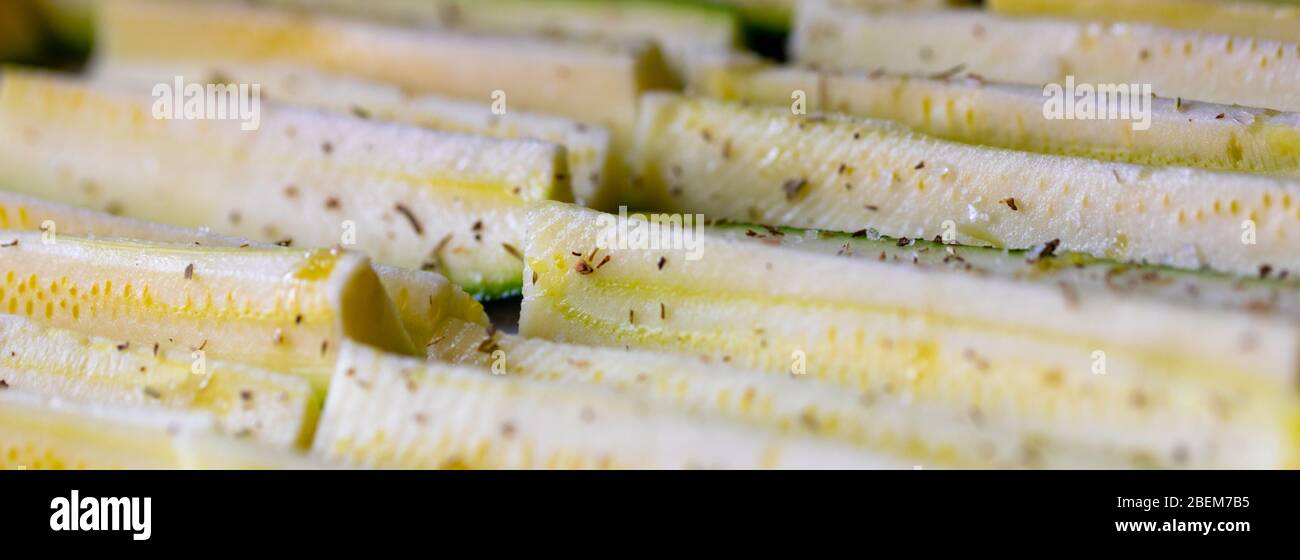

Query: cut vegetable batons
left=315, top=341, right=906, bottom=469
left=519, top=203, right=1300, bottom=468
left=0, top=70, right=570, bottom=299
left=0, top=315, right=315, bottom=448
left=97, top=0, right=675, bottom=161
left=0, top=390, right=321, bottom=469
left=96, top=62, right=618, bottom=210
left=791, top=0, right=1300, bottom=112
left=690, top=59, right=1300, bottom=176
left=430, top=319, right=1294, bottom=468
left=989, top=0, right=1300, bottom=44
left=707, top=223, right=1300, bottom=321
left=261, top=0, right=741, bottom=79
left=632, top=94, right=1300, bottom=277
left=0, top=231, right=416, bottom=392
left=0, top=190, right=488, bottom=351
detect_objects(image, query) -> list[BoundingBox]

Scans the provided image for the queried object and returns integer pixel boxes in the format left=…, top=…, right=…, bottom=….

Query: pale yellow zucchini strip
left=261, top=0, right=741, bottom=79
left=519, top=203, right=1300, bottom=468
left=0, top=191, right=488, bottom=347
left=0, top=69, right=568, bottom=298
left=989, top=0, right=1300, bottom=44
left=632, top=94, right=1300, bottom=277
left=792, top=0, right=1300, bottom=112
left=0, top=231, right=416, bottom=391
left=97, top=0, right=675, bottom=154
left=0, top=315, right=316, bottom=448
left=430, top=318, right=1296, bottom=468
left=95, top=61, right=619, bottom=210
left=0, top=390, right=321, bottom=469
left=690, top=60, right=1300, bottom=176
left=314, top=340, right=907, bottom=469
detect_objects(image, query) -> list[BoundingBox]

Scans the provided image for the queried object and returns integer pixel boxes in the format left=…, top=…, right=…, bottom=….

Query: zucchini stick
left=631, top=94, right=1300, bottom=277
left=690, top=60, right=1300, bottom=176
left=519, top=203, right=1300, bottom=467
left=95, top=61, right=619, bottom=210
left=432, top=318, right=1296, bottom=468
left=0, top=69, right=570, bottom=299
left=792, top=0, right=1300, bottom=112
left=0, top=231, right=417, bottom=392
left=315, top=340, right=908, bottom=469
left=0, top=315, right=316, bottom=449
left=0, top=186, right=490, bottom=349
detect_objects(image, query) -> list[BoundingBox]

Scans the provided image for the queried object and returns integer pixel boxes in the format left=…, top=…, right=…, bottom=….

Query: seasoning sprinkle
left=143, top=387, right=162, bottom=399
left=1000, top=197, right=1019, bottom=211
left=659, top=302, right=666, bottom=320
left=502, top=243, right=523, bottom=260
left=657, top=256, right=667, bottom=270
left=782, top=178, right=808, bottom=201
left=394, top=204, right=424, bottom=235
left=184, top=263, right=194, bottom=280
left=0, top=239, right=17, bottom=247
left=116, top=342, right=130, bottom=351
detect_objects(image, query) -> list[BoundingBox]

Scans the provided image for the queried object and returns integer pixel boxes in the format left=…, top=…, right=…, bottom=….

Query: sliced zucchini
left=315, top=340, right=907, bottom=469
left=709, top=223, right=1300, bottom=320
left=0, top=315, right=316, bottom=448
left=98, top=0, right=676, bottom=172
left=262, top=0, right=741, bottom=79
left=518, top=202, right=1300, bottom=467
left=431, top=318, right=1296, bottom=467
left=989, top=0, right=1300, bottom=43
left=632, top=94, right=1300, bottom=277
left=690, top=61, right=1300, bottom=176
left=0, top=231, right=417, bottom=391
left=96, top=61, right=619, bottom=210
left=0, top=70, right=569, bottom=299
left=0, top=191, right=488, bottom=348
left=791, top=0, right=1300, bottom=112
left=0, top=390, right=319, bottom=469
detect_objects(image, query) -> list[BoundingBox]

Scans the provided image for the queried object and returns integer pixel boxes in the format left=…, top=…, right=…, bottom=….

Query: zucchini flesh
left=791, top=0, right=1300, bottom=112
left=430, top=318, right=1296, bottom=467
left=691, top=61, right=1300, bottom=176
left=0, top=231, right=416, bottom=391
left=98, top=0, right=676, bottom=168
left=0, top=70, right=568, bottom=299
left=315, top=340, right=907, bottom=469
left=632, top=94, right=1300, bottom=277
left=0, top=315, right=315, bottom=449
left=0, top=390, right=319, bottom=469
left=709, top=223, right=1300, bottom=321
left=96, top=61, right=619, bottom=210
left=518, top=203, right=1300, bottom=468
left=261, top=0, right=741, bottom=79
left=0, top=190, right=490, bottom=348
left=989, top=0, right=1300, bottom=44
